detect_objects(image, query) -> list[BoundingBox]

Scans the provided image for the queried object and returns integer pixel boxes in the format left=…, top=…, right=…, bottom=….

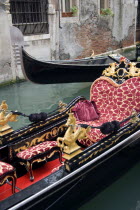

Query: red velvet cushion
left=72, top=100, right=99, bottom=121
left=16, top=141, right=57, bottom=160
left=0, top=161, right=14, bottom=176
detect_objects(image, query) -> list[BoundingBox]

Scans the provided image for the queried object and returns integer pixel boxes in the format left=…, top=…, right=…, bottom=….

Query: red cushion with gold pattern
left=77, top=77, right=140, bottom=145
left=16, top=141, right=57, bottom=160
left=90, top=77, right=140, bottom=121
left=0, top=161, right=14, bottom=176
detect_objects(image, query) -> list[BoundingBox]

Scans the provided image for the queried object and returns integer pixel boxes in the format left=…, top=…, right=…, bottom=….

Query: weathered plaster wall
left=24, top=36, right=51, bottom=61
left=0, top=0, right=58, bottom=84
left=0, top=1, right=14, bottom=83
left=112, top=0, right=135, bottom=42
left=59, top=0, right=137, bottom=59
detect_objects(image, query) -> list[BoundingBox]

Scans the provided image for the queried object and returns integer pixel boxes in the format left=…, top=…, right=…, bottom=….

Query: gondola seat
left=16, top=141, right=62, bottom=181
left=72, top=76, right=140, bottom=147
left=0, top=161, right=16, bottom=194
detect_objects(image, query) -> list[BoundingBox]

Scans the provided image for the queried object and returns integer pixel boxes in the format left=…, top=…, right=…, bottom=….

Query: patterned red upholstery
left=0, top=161, right=16, bottom=194
left=17, top=141, right=57, bottom=160
left=75, top=77, right=140, bottom=146
left=0, top=161, right=14, bottom=176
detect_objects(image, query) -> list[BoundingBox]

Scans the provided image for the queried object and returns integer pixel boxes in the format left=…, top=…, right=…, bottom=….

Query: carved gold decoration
left=12, top=124, right=66, bottom=154
left=57, top=113, right=91, bottom=160
left=102, top=62, right=117, bottom=77
left=58, top=101, right=67, bottom=112
left=7, top=112, right=67, bottom=142
left=0, top=100, right=8, bottom=111
left=129, top=110, right=140, bottom=124
left=102, top=61, right=140, bottom=82
left=0, top=101, right=18, bottom=136
left=128, top=63, right=140, bottom=77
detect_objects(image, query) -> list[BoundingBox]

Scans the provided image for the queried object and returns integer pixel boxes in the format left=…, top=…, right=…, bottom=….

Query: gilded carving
left=0, top=101, right=18, bottom=135
left=7, top=112, right=67, bottom=142
left=57, top=113, right=90, bottom=159
left=129, top=110, right=140, bottom=124
left=128, top=63, right=140, bottom=77
left=58, top=101, right=67, bottom=112
left=102, top=61, right=140, bottom=82
left=13, top=124, right=66, bottom=154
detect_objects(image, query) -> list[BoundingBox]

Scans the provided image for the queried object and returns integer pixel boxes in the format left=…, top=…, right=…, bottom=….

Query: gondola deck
left=0, top=158, right=61, bottom=201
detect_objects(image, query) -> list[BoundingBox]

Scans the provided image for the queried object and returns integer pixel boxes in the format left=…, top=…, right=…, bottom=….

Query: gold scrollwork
left=58, top=101, right=67, bottom=112
left=7, top=113, right=67, bottom=142
left=14, top=124, right=66, bottom=154
left=129, top=110, right=140, bottom=124
left=0, top=101, right=18, bottom=135
left=102, top=62, right=140, bottom=82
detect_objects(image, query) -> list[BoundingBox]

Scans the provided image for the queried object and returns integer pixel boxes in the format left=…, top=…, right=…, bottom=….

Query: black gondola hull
left=1, top=127, right=139, bottom=210
left=21, top=48, right=122, bottom=84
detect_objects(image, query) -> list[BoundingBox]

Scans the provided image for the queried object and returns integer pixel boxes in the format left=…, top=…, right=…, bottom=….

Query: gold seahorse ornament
left=0, top=101, right=18, bottom=135
left=57, top=113, right=91, bottom=159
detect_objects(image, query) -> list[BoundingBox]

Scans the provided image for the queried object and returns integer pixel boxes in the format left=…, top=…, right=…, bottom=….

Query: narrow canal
left=0, top=80, right=140, bottom=210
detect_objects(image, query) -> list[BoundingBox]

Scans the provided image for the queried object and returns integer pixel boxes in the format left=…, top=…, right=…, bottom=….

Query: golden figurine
left=129, top=110, right=140, bottom=124
left=102, top=61, right=140, bottom=80
left=58, top=100, right=67, bottom=112
left=0, top=100, right=8, bottom=111
left=128, top=63, right=140, bottom=77
left=102, top=62, right=117, bottom=77
left=0, top=101, right=18, bottom=136
left=57, top=113, right=91, bottom=159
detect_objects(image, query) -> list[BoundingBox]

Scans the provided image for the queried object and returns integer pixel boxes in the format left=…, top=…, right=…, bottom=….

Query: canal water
left=0, top=80, right=140, bottom=210
left=0, top=81, right=91, bottom=130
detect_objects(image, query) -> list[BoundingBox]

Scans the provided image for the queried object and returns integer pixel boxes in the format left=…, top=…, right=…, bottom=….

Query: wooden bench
left=16, top=141, right=62, bottom=181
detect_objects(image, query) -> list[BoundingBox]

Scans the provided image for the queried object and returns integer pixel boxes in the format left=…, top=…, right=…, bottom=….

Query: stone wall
left=0, top=0, right=59, bottom=84
left=59, top=0, right=137, bottom=59
left=0, top=1, right=15, bottom=84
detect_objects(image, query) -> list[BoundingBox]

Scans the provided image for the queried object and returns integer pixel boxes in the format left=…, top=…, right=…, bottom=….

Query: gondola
left=21, top=48, right=126, bottom=84
left=0, top=59, right=140, bottom=210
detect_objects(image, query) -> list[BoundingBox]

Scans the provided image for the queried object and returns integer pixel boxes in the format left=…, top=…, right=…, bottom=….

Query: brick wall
left=75, top=22, right=135, bottom=58
left=59, top=0, right=136, bottom=59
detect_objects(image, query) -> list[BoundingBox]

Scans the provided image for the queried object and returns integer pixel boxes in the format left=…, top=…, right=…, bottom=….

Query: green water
left=0, top=81, right=91, bottom=130
left=79, top=162, right=140, bottom=210
left=0, top=81, right=140, bottom=210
